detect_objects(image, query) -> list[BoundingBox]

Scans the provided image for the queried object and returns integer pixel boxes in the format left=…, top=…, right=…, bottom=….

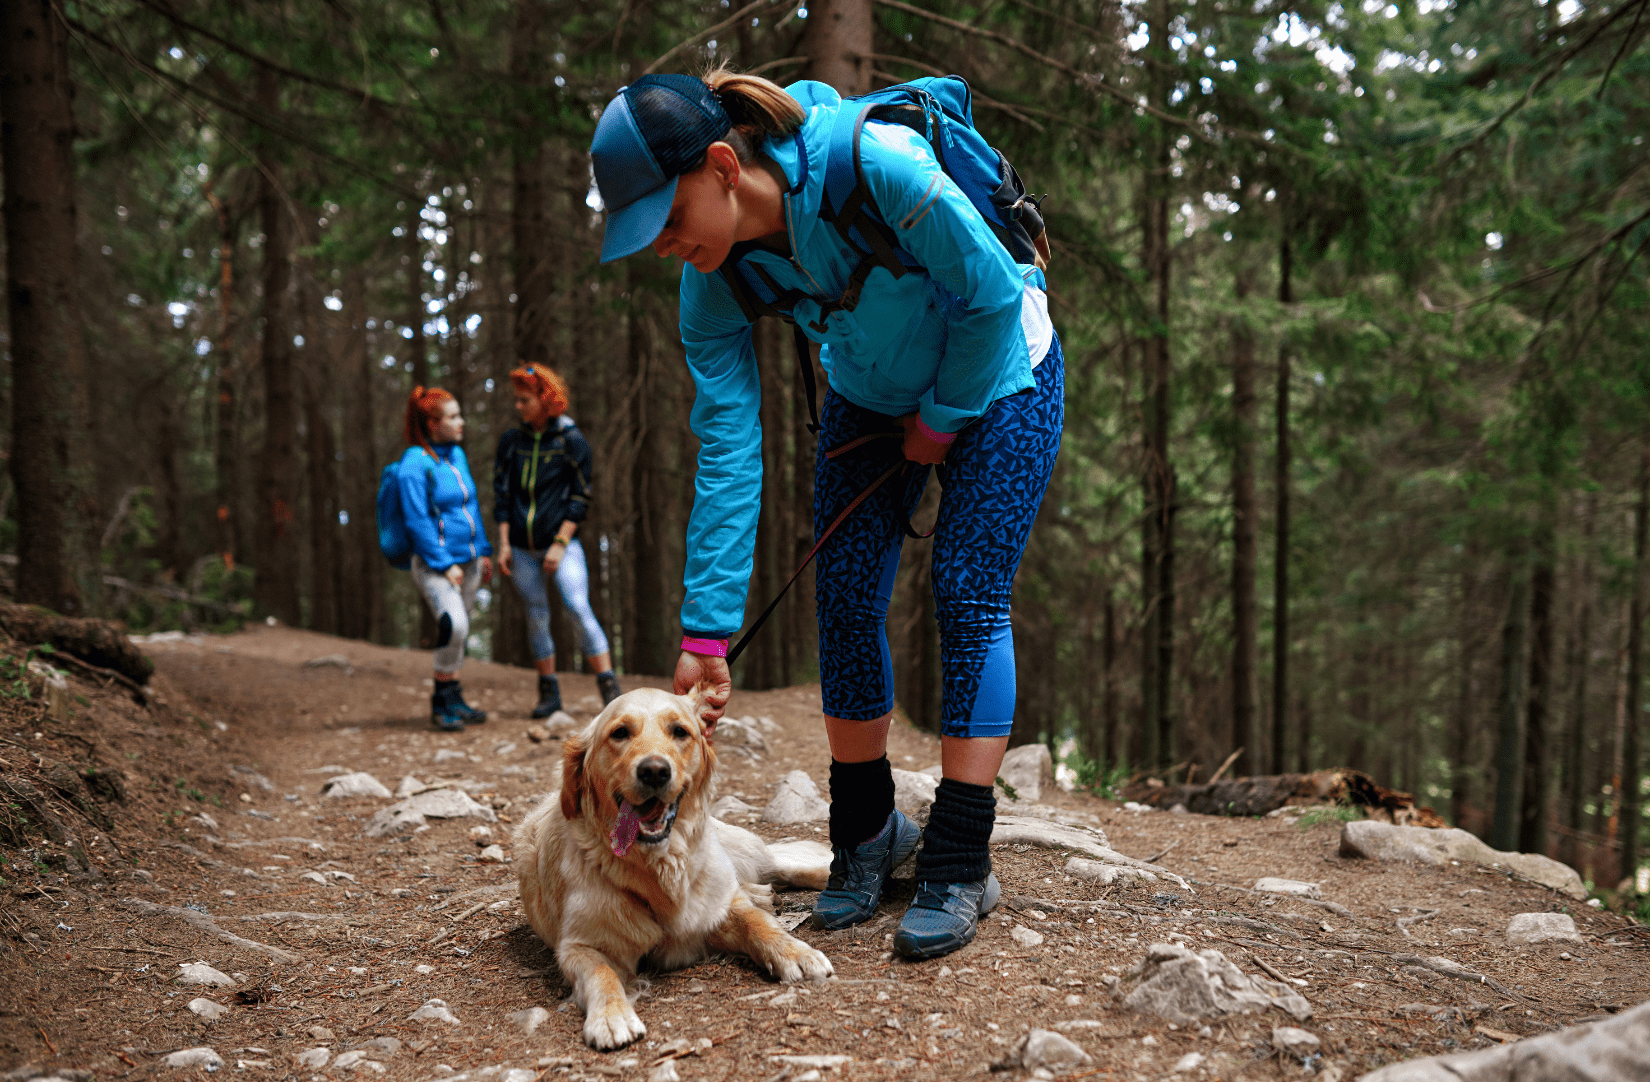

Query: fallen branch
left=1189, top=879, right=1354, bottom=919
left=119, top=898, right=300, bottom=964
left=1249, top=954, right=1292, bottom=985
left=1208, top=748, right=1244, bottom=785
left=1143, top=839, right=1179, bottom=864
left=1389, top=953, right=1521, bottom=1000
left=44, top=649, right=151, bottom=703
left=1396, top=908, right=1440, bottom=940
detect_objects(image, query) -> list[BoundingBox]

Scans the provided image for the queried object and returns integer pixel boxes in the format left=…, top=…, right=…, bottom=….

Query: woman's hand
left=543, top=541, right=567, bottom=575
left=673, top=650, right=731, bottom=730
left=497, top=541, right=513, bottom=578
left=900, top=413, right=951, bottom=465
left=444, top=565, right=464, bottom=588
left=479, top=556, right=493, bottom=585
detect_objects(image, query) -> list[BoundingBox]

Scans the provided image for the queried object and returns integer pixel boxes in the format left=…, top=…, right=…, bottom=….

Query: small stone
left=687, top=980, right=706, bottom=993
left=321, top=772, right=393, bottom=800
left=1560, top=951, right=1573, bottom=961
left=415, top=964, right=434, bottom=974
left=295, top=1048, right=330, bottom=1069
left=408, top=998, right=460, bottom=1024
left=1253, top=878, right=1322, bottom=899
left=392, top=888, right=415, bottom=898
left=395, top=776, right=425, bottom=798
left=1272, top=1026, right=1321, bottom=1060
left=308, top=1026, right=336, bottom=1041
left=1063, top=994, right=1084, bottom=1006
left=1506, top=912, right=1585, bottom=946
left=434, top=748, right=468, bottom=763
left=649, top=1062, right=681, bottom=1082
left=762, top=770, right=830, bottom=824
left=1011, top=925, right=1045, bottom=949
left=1173, top=1052, right=1206, bottom=1073
left=545, top=710, right=578, bottom=729
left=1016, top=1029, right=1093, bottom=1070
left=509, top=1007, right=551, bottom=1034
left=176, top=962, right=235, bottom=987
left=493, top=742, right=518, bottom=756
left=354, top=1038, right=402, bottom=1057
left=477, top=844, right=507, bottom=863
left=239, top=792, right=253, bottom=803
left=300, top=871, right=329, bottom=885
left=192, top=812, right=220, bottom=829
left=187, top=998, right=228, bottom=1020
left=468, top=825, right=494, bottom=845
left=161, top=1048, right=223, bottom=1070
left=333, top=1051, right=370, bottom=1069
left=526, top=727, right=547, bottom=743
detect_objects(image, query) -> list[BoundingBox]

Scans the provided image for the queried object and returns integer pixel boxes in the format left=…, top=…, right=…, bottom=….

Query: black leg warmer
left=913, top=778, right=996, bottom=884
left=828, top=757, right=896, bottom=849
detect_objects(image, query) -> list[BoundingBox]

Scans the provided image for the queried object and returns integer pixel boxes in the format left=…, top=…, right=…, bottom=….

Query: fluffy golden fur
left=514, top=687, right=832, bottom=1049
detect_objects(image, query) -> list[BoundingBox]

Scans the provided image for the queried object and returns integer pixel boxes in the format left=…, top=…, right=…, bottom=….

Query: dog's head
left=559, top=686, right=718, bottom=857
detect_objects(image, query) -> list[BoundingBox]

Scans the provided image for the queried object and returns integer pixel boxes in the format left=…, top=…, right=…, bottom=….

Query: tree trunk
left=510, top=0, right=552, bottom=374
left=1451, top=555, right=1479, bottom=827
left=250, top=62, right=301, bottom=626
left=1272, top=219, right=1293, bottom=775
left=204, top=183, right=241, bottom=570
left=799, top=0, right=873, bottom=95
left=1622, top=442, right=1648, bottom=887
left=1564, top=491, right=1596, bottom=868
left=1489, top=564, right=1528, bottom=852
left=341, top=274, right=383, bottom=643
left=1, top=0, right=100, bottom=616
left=1230, top=276, right=1258, bottom=777
left=627, top=269, right=670, bottom=677
left=1519, top=508, right=1557, bottom=854
left=1103, top=585, right=1118, bottom=767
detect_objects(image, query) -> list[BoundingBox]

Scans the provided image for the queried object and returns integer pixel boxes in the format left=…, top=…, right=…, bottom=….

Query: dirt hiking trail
left=1, top=624, right=1646, bottom=1081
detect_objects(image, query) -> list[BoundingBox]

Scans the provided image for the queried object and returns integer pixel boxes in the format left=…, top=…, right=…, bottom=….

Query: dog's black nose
left=635, top=756, right=672, bottom=791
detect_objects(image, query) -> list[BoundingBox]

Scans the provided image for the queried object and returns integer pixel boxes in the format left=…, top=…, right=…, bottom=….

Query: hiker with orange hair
left=493, top=364, right=620, bottom=718
left=396, top=386, right=493, bottom=731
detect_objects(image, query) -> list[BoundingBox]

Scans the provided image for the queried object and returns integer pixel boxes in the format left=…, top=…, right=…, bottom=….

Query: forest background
left=1, top=0, right=1647, bottom=894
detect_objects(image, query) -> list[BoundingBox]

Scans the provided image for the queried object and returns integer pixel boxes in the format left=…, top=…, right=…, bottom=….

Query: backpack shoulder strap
left=818, top=100, right=916, bottom=282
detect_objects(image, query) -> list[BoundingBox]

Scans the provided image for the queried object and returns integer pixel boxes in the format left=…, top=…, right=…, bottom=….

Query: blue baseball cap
left=592, top=75, right=731, bottom=263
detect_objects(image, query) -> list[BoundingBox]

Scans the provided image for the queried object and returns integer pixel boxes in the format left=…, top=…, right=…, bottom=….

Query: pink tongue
left=610, top=803, right=641, bottom=857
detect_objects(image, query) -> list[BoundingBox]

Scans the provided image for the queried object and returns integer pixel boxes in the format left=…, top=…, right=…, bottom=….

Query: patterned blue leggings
left=814, top=334, right=1064, bottom=737
left=508, top=539, right=611, bottom=662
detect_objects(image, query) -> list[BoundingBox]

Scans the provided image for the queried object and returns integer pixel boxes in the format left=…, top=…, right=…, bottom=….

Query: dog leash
left=726, top=432, right=932, bottom=665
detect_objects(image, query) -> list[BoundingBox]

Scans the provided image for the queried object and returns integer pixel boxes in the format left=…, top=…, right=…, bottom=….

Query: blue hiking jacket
left=396, top=443, right=492, bottom=572
left=678, top=80, right=1047, bottom=639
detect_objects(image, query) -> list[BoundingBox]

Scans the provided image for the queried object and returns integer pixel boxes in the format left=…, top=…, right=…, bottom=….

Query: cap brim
left=599, top=175, right=679, bottom=263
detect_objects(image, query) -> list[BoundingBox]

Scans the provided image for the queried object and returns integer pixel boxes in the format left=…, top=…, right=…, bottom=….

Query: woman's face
left=652, top=144, right=740, bottom=273
left=514, top=388, right=547, bottom=426
left=433, top=399, right=464, bottom=444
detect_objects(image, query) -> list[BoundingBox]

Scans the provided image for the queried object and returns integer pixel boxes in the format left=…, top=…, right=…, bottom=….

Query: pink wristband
left=915, top=416, right=956, bottom=444
left=681, top=636, right=729, bottom=658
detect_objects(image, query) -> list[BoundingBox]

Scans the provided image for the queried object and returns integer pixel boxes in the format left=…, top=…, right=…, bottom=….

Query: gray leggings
left=411, top=557, right=482, bottom=672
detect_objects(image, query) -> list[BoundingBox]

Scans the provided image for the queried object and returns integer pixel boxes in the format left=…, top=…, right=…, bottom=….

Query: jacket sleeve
left=678, top=267, right=762, bottom=640
left=860, top=122, right=1029, bottom=436
left=397, top=453, right=451, bottom=571
left=564, top=428, right=593, bottom=524
left=492, top=430, right=514, bottom=525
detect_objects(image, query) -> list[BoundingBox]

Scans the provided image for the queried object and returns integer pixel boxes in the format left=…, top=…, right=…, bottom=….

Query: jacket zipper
left=440, top=452, right=480, bottom=560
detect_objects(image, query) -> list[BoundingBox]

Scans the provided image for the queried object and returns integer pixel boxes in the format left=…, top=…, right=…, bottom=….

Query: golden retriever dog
left=514, top=687, right=834, bottom=1049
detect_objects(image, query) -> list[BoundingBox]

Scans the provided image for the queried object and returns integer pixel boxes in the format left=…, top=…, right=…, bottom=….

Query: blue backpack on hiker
left=375, top=460, right=439, bottom=571
left=718, top=75, right=1048, bottom=429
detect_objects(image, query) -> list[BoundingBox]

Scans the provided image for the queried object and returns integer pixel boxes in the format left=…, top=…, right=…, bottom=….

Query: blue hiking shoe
left=811, top=810, right=920, bottom=931
left=892, top=873, right=1001, bottom=960
left=430, top=690, right=466, bottom=732
left=444, top=681, right=487, bottom=726
left=431, top=681, right=484, bottom=731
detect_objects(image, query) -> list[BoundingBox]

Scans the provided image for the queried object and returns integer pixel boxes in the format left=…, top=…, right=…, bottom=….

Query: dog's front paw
left=583, top=1003, right=646, bottom=1050
left=771, top=939, right=834, bottom=983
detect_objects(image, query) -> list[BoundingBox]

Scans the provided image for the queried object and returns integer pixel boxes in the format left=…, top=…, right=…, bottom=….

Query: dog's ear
left=559, top=733, right=587, bottom=820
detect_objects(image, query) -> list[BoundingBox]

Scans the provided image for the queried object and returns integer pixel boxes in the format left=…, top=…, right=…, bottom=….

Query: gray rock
left=433, top=748, right=468, bottom=763
left=1065, top=858, right=1155, bottom=886
left=1010, top=925, right=1045, bottom=949
left=1119, top=943, right=1311, bottom=1024
left=1013, top=1029, right=1092, bottom=1071
left=509, top=1007, right=550, bottom=1034
left=175, top=962, right=235, bottom=987
left=716, top=717, right=767, bottom=751
left=1356, top=998, right=1650, bottom=1081
left=477, top=844, right=506, bottom=863
left=545, top=710, right=578, bottom=729
left=232, top=765, right=276, bottom=791
left=919, top=764, right=943, bottom=779
left=892, top=768, right=939, bottom=818
left=710, top=795, right=758, bottom=819
left=308, top=1026, right=336, bottom=1041
left=1255, top=878, right=1322, bottom=898
left=996, top=743, right=1053, bottom=803
left=352, top=1038, right=401, bottom=1057
left=395, top=775, right=425, bottom=798
left=408, top=998, right=461, bottom=1024
left=161, top=1048, right=223, bottom=1070
left=304, top=654, right=353, bottom=672
left=321, top=772, right=393, bottom=800
left=993, top=816, right=1187, bottom=889
left=187, top=997, right=228, bottom=1020
left=332, top=1051, right=378, bottom=1070
left=1506, top=912, right=1584, bottom=946
left=1173, top=1051, right=1206, bottom=1073
left=761, top=770, right=829, bottom=824
left=1272, top=1026, right=1321, bottom=1059
left=294, top=1049, right=330, bottom=1070
left=364, top=787, right=497, bottom=838
left=1338, top=821, right=1586, bottom=899
left=649, top=1061, right=681, bottom=1082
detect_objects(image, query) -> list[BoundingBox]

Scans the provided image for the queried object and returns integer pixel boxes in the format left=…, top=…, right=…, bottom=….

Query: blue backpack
left=718, top=76, right=1048, bottom=429
left=376, top=459, right=439, bottom=571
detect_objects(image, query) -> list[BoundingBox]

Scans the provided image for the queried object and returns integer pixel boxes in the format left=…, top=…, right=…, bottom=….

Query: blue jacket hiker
left=401, top=387, right=494, bottom=732
left=591, top=70, right=1063, bottom=963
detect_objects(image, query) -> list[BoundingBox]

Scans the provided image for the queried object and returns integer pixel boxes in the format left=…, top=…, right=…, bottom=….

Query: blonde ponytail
left=702, top=63, right=805, bottom=161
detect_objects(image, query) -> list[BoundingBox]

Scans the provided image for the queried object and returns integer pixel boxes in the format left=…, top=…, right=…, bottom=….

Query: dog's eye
left=672, top=725, right=691, bottom=740
left=609, top=726, right=631, bottom=741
